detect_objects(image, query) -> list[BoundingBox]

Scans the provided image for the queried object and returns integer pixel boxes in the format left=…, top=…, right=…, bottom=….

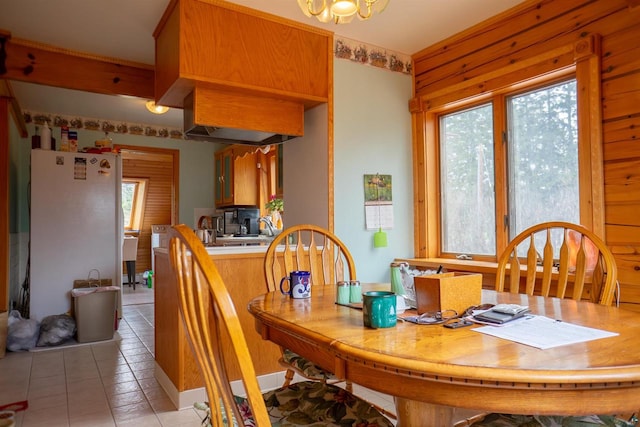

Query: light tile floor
left=0, top=284, right=401, bottom=426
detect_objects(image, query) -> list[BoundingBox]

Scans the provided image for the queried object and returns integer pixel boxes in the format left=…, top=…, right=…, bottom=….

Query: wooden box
left=414, top=272, right=482, bottom=315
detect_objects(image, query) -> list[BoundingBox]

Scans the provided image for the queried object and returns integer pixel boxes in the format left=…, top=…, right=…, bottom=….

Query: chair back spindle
left=265, top=224, right=356, bottom=291
left=496, top=221, right=617, bottom=306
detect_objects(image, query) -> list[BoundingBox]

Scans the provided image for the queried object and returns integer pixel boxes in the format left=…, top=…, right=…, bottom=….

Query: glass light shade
left=296, top=0, right=387, bottom=24
left=371, top=0, right=389, bottom=13
left=145, top=101, right=169, bottom=115
left=317, top=7, right=333, bottom=23
left=358, top=0, right=388, bottom=20
left=297, top=0, right=313, bottom=17
left=331, top=0, right=358, bottom=17
left=335, top=13, right=354, bottom=24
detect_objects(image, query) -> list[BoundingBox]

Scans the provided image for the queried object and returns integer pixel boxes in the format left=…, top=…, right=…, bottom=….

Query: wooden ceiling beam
left=0, top=32, right=155, bottom=99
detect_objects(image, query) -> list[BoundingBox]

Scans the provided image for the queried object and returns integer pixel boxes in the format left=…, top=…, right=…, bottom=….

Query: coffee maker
left=223, top=207, right=260, bottom=236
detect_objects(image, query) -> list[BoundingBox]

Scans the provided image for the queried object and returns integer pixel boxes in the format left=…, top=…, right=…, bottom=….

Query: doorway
left=116, top=145, right=178, bottom=304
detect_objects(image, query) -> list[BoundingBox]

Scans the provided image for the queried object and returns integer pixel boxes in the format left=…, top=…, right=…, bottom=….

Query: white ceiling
left=0, top=0, right=525, bottom=130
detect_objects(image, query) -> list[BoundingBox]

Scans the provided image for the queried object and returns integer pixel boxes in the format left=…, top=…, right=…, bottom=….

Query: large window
left=439, top=79, right=579, bottom=257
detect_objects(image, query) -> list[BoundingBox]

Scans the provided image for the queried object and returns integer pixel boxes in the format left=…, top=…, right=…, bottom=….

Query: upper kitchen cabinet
left=215, top=145, right=258, bottom=208
left=153, top=0, right=332, bottom=140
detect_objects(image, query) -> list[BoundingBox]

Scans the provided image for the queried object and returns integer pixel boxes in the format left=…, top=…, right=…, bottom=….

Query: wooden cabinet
left=153, top=248, right=282, bottom=392
left=215, top=146, right=258, bottom=208
left=154, top=0, right=331, bottom=109
left=214, top=149, right=231, bottom=206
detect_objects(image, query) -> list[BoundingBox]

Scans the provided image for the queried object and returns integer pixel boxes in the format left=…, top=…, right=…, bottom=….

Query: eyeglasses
left=400, top=304, right=495, bottom=326
left=401, top=309, right=458, bottom=325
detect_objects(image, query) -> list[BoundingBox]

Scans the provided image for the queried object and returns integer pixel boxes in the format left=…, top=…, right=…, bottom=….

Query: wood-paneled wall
left=121, top=149, right=176, bottom=274
left=411, top=0, right=640, bottom=310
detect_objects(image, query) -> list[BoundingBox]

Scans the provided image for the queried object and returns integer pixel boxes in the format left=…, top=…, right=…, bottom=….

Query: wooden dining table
left=248, top=285, right=640, bottom=426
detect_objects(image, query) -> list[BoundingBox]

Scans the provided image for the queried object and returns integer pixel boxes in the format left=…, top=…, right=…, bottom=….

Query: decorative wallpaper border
left=334, top=36, right=412, bottom=75
left=23, top=111, right=185, bottom=139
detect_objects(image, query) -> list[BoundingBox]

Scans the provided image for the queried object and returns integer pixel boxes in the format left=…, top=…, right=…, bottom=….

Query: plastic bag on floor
left=6, top=310, right=39, bottom=351
left=37, top=314, right=76, bottom=347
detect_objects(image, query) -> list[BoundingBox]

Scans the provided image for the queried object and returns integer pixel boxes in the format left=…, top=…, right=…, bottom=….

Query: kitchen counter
left=153, top=245, right=283, bottom=409
left=212, top=235, right=274, bottom=247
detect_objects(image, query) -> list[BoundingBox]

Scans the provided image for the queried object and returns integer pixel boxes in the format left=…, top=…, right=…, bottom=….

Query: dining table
left=247, top=284, right=640, bottom=426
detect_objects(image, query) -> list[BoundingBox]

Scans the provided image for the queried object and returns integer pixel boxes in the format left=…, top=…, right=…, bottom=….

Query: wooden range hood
left=153, top=0, right=332, bottom=145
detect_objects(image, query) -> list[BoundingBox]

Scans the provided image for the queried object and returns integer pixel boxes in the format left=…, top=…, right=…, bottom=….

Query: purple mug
left=280, top=271, right=311, bottom=299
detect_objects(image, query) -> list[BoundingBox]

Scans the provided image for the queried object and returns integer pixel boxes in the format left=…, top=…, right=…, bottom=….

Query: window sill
left=394, top=257, right=499, bottom=276
left=396, top=257, right=589, bottom=288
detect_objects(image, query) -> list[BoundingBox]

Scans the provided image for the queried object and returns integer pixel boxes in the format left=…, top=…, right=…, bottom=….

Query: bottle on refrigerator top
left=68, top=130, right=78, bottom=152
left=31, top=126, right=41, bottom=149
left=60, top=126, right=69, bottom=151
left=40, top=122, right=51, bottom=150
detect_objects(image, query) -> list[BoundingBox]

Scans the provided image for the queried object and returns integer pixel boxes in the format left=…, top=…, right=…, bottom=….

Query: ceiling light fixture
left=297, top=0, right=389, bottom=24
left=145, top=100, right=169, bottom=115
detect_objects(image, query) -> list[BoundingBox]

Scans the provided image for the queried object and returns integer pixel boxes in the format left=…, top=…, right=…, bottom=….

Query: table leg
left=394, top=397, right=454, bottom=426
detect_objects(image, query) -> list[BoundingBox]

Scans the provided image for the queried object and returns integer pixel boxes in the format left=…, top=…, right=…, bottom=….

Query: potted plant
left=265, top=195, right=283, bottom=230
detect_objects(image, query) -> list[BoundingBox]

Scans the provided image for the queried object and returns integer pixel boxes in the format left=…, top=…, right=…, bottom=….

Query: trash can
left=71, top=286, right=119, bottom=343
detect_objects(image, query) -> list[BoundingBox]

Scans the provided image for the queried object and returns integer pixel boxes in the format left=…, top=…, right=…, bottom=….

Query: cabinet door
left=215, top=152, right=224, bottom=205
left=216, top=146, right=259, bottom=208
left=233, top=151, right=258, bottom=206
left=222, top=150, right=234, bottom=205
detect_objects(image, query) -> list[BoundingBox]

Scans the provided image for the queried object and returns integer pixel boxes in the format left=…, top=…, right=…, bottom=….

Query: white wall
left=333, top=59, right=414, bottom=283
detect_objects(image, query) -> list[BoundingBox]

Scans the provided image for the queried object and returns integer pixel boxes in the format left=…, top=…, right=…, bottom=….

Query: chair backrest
left=122, top=236, right=138, bottom=261
left=496, top=221, right=617, bottom=306
left=264, top=224, right=356, bottom=292
left=168, top=224, right=271, bottom=426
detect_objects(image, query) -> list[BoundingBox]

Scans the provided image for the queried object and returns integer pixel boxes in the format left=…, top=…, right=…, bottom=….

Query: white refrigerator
left=29, top=149, right=123, bottom=321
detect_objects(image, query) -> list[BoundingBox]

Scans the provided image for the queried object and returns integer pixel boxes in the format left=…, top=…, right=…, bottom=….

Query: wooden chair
left=263, top=224, right=355, bottom=388
left=264, top=224, right=356, bottom=292
left=495, top=221, right=617, bottom=306
left=168, top=224, right=393, bottom=427
left=465, top=221, right=627, bottom=427
left=122, top=236, right=139, bottom=290
left=264, top=224, right=397, bottom=420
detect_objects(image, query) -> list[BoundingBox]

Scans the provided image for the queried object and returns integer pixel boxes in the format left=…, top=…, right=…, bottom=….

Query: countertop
left=214, top=235, right=274, bottom=247
left=153, top=238, right=273, bottom=255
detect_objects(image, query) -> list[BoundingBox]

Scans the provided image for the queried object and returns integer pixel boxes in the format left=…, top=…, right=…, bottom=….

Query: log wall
left=412, top=0, right=640, bottom=310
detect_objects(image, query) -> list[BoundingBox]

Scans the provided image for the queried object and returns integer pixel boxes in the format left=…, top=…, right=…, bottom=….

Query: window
left=122, top=178, right=148, bottom=231
left=439, top=79, right=579, bottom=257
left=413, top=37, right=603, bottom=261
left=507, top=80, right=579, bottom=235
left=440, top=104, right=495, bottom=255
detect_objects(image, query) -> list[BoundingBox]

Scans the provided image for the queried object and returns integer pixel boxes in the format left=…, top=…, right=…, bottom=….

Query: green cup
left=363, top=291, right=397, bottom=328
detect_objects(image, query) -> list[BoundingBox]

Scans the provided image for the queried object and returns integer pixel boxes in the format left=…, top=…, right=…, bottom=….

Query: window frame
left=411, top=36, right=604, bottom=261
left=122, top=177, right=149, bottom=232
left=436, top=75, right=580, bottom=259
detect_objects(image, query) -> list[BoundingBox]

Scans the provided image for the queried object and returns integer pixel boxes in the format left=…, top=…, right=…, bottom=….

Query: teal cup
left=363, top=291, right=397, bottom=328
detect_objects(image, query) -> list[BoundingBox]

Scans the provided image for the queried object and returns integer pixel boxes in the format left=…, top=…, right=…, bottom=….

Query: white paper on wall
left=365, top=203, right=394, bottom=230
